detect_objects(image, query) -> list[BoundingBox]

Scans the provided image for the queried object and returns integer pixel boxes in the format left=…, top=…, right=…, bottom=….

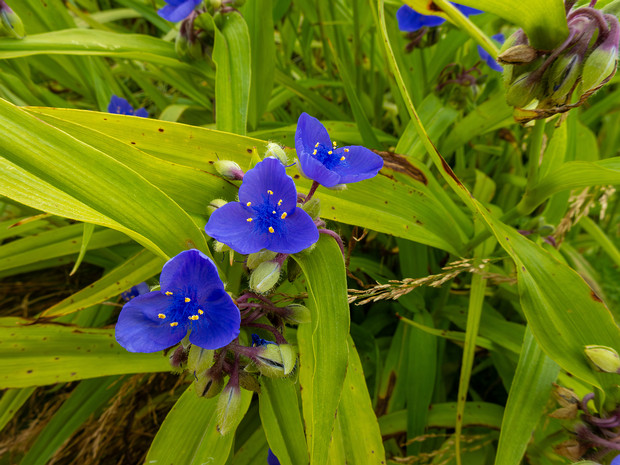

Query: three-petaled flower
left=107, top=95, right=148, bottom=118
left=477, top=33, right=505, bottom=72
left=158, top=0, right=202, bottom=23
left=205, top=158, right=319, bottom=254
left=115, top=249, right=240, bottom=353
left=396, top=3, right=482, bottom=32
left=295, top=113, right=383, bottom=188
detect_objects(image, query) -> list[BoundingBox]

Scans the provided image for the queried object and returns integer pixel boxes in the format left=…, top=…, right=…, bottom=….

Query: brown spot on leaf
left=590, top=290, right=603, bottom=303
left=247, top=148, right=253, bottom=154
left=373, top=150, right=428, bottom=185
left=158, top=128, right=164, bottom=133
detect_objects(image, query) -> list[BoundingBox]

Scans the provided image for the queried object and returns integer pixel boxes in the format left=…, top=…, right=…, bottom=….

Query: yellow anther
left=184, top=297, right=191, bottom=303
left=158, top=313, right=166, bottom=319
left=170, top=322, right=178, bottom=327
left=340, top=156, right=346, bottom=161
left=312, top=150, right=317, bottom=155
left=272, top=210, right=276, bottom=214
left=246, top=201, right=251, bottom=207
left=344, top=148, right=349, bottom=152
left=247, top=218, right=253, bottom=222
left=165, top=291, right=173, bottom=296
left=198, top=309, right=204, bottom=315
left=328, top=150, right=333, bottom=155
left=278, top=199, right=282, bottom=206
left=315, top=142, right=319, bottom=148
left=269, top=226, right=275, bottom=233
left=188, top=315, right=199, bottom=321
left=267, top=190, right=273, bottom=195
left=333, top=141, right=337, bottom=146
left=281, top=212, right=287, bottom=219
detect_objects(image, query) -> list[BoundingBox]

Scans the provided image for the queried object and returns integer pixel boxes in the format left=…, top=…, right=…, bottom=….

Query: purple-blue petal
left=157, top=0, right=201, bottom=22
left=134, top=107, right=149, bottom=118
left=121, top=282, right=150, bottom=302
left=239, top=158, right=298, bottom=211
left=115, top=292, right=186, bottom=352
left=453, top=3, right=483, bottom=16
left=297, top=149, right=341, bottom=187
left=159, top=249, right=227, bottom=303
left=267, top=449, right=281, bottom=465
left=266, top=208, right=318, bottom=254
left=611, top=454, right=620, bottom=465
left=108, top=95, right=134, bottom=115
left=188, top=288, right=240, bottom=349
left=396, top=5, right=445, bottom=32
left=295, top=113, right=332, bottom=160
left=206, top=202, right=270, bottom=254
left=477, top=33, right=505, bottom=72
left=332, top=145, right=384, bottom=184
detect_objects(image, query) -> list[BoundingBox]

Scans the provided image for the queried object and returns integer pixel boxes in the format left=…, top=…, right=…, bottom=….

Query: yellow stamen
left=170, top=322, right=178, bottom=327
left=198, top=309, right=204, bottom=315
left=281, top=212, right=287, bottom=219
left=165, top=291, right=173, bottom=296
left=340, top=156, right=346, bottom=161
left=315, top=142, right=319, bottom=148
left=328, top=150, right=333, bottom=155
left=188, top=315, right=199, bottom=321
left=312, top=150, right=317, bottom=155
left=247, top=218, right=253, bottom=222
left=333, top=141, right=337, bottom=146
left=267, top=190, right=273, bottom=195
left=344, top=148, right=349, bottom=152
left=272, top=210, right=276, bottom=214
left=246, top=201, right=251, bottom=207
left=278, top=199, right=282, bottom=206
left=158, top=313, right=166, bottom=319
left=269, top=226, right=275, bottom=233
left=184, top=297, right=191, bottom=303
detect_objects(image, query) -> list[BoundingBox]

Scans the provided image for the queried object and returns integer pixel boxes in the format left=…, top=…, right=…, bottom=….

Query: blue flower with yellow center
left=205, top=158, right=319, bottom=254
left=115, top=249, right=240, bottom=353
left=295, top=113, right=384, bottom=188
left=107, top=95, right=148, bottom=118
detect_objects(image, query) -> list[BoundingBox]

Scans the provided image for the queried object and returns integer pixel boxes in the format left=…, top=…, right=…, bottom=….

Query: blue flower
left=295, top=113, right=384, bottom=188
left=107, top=95, right=148, bottom=118
left=205, top=158, right=319, bottom=255
left=267, top=449, right=280, bottom=465
left=612, top=454, right=620, bottom=465
left=397, top=3, right=482, bottom=32
left=115, top=249, right=240, bottom=353
left=252, top=334, right=275, bottom=347
left=477, top=33, right=505, bottom=72
left=121, top=282, right=150, bottom=302
left=158, top=0, right=202, bottom=22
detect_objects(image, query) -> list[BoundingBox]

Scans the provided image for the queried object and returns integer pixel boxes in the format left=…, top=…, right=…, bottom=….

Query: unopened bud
left=216, top=385, right=243, bottom=435
left=300, top=196, right=320, bottom=219
left=169, top=345, right=188, bottom=370
left=498, top=44, right=539, bottom=65
left=188, top=345, right=214, bottom=376
left=195, top=372, right=225, bottom=398
left=175, top=19, right=204, bottom=61
left=545, top=53, right=583, bottom=104
left=212, top=240, right=231, bottom=253
left=326, top=183, right=347, bottom=191
left=249, top=260, right=281, bottom=294
left=282, top=303, right=311, bottom=324
left=207, top=198, right=228, bottom=215
left=579, top=15, right=619, bottom=95
left=246, top=250, right=278, bottom=270
left=0, top=2, right=24, bottom=39
left=255, top=343, right=297, bottom=378
left=585, top=345, right=620, bottom=373
left=265, top=142, right=289, bottom=165
left=214, top=160, right=244, bottom=180
left=506, top=72, right=540, bottom=108
left=238, top=371, right=261, bottom=392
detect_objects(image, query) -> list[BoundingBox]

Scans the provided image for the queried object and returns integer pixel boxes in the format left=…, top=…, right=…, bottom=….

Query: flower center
left=159, top=290, right=205, bottom=327
left=312, top=141, right=349, bottom=170
left=246, top=191, right=288, bottom=236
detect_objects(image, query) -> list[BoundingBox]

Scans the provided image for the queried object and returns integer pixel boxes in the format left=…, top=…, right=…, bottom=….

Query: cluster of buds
left=500, top=0, right=619, bottom=122
left=436, top=63, right=485, bottom=111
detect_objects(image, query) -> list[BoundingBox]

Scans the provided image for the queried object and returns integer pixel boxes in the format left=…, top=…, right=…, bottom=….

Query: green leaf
left=0, top=318, right=171, bottom=388
left=495, top=328, right=560, bottom=465
left=0, top=98, right=208, bottom=258
left=145, top=383, right=253, bottom=465
left=0, top=388, right=35, bottom=433
left=292, top=236, right=350, bottom=465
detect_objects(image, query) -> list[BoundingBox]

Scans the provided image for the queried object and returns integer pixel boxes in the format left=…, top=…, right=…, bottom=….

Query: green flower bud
left=175, top=26, right=204, bottom=62
left=238, top=371, right=261, bottom=393
left=579, top=16, right=619, bottom=95
left=265, top=142, right=289, bottom=165
left=188, top=345, right=214, bottom=376
left=207, top=198, right=228, bottom=215
left=216, top=385, right=243, bottom=435
left=249, top=260, right=281, bottom=294
left=246, top=250, right=278, bottom=270
left=584, top=345, right=620, bottom=373
left=255, top=343, right=297, bottom=378
left=195, top=372, right=225, bottom=398
left=498, top=44, right=539, bottom=65
left=300, top=196, right=320, bottom=219
left=545, top=53, right=583, bottom=105
left=214, top=160, right=244, bottom=180
left=282, top=303, right=311, bottom=324
left=0, top=2, right=24, bottom=39
left=212, top=240, right=231, bottom=253
left=506, top=72, right=541, bottom=108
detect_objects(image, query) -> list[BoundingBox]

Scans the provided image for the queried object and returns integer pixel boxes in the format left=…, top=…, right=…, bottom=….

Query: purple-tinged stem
left=318, top=228, right=345, bottom=256
left=303, top=181, right=320, bottom=204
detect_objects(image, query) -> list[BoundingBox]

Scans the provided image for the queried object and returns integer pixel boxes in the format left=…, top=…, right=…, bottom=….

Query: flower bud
left=175, top=19, right=204, bottom=62
left=195, top=372, right=225, bottom=398
left=282, top=303, right=311, bottom=324
left=545, top=52, right=583, bottom=105
left=506, top=72, right=541, bottom=108
left=212, top=240, right=231, bottom=253
left=238, top=371, right=261, bottom=393
left=249, top=260, right=281, bottom=294
left=498, top=44, right=539, bottom=65
left=188, top=345, right=214, bottom=376
left=214, top=160, right=244, bottom=180
left=300, top=196, right=320, bottom=219
left=584, top=345, right=620, bottom=373
left=168, top=345, right=188, bottom=370
left=255, top=343, right=297, bottom=378
left=0, top=1, right=24, bottom=39
left=579, top=15, right=619, bottom=95
left=265, top=142, right=289, bottom=165
left=246, top=250, right=278, bottom=270
left=216, top=385, right=243, bottom=435
left=207, top=198, right=228, bottom=215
